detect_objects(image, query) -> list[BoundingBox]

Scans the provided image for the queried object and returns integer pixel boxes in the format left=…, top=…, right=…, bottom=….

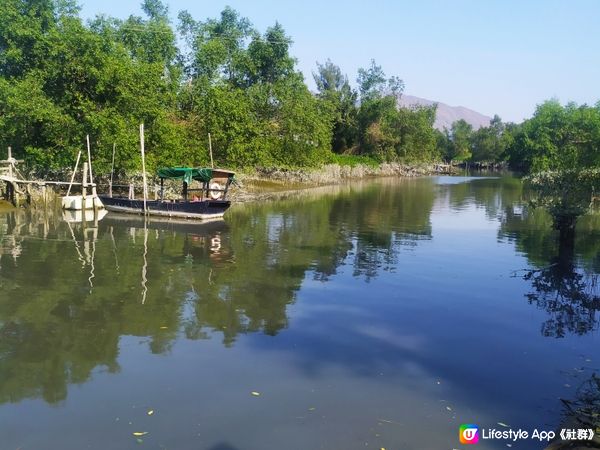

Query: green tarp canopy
left=156, top=167, right=213, bottom=184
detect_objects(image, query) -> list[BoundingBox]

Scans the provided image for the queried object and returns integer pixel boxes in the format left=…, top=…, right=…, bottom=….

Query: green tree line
left=0, top=0, right=441, bottom=175
left=437, top=100, right=600, bottom=171
left=0, top=1, right=598, bottom=189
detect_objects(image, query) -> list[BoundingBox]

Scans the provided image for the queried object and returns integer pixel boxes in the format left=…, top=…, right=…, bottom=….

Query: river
left=0, top=175, right=599, bottom=450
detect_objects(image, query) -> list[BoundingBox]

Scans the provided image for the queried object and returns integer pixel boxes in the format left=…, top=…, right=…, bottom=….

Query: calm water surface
left=0, top=176, right=599, bottom=450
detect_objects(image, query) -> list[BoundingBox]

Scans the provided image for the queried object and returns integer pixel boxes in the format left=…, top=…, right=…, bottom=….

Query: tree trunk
left=555, top=214, right=576, bottom=267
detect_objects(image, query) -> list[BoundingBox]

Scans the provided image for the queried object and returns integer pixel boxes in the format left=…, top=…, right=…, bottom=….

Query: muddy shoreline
left=2, top=162, right=454, bottom=207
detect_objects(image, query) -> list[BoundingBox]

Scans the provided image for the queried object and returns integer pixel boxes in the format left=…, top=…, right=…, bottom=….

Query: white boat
left=61, top=195, right=104, bottom=211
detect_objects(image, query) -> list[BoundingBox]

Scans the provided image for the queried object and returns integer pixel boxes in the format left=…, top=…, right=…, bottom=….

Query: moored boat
left=99, top=167, right=236, bottom=220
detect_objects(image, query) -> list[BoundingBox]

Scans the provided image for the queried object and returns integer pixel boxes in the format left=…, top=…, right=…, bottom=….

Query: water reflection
left=438, top=176, right=600, bottom=338
left=0, top=175, right=599, bottom=450
left=0, top=179, right=436, bottom=405
left=501, top=206, right=600, bottom=337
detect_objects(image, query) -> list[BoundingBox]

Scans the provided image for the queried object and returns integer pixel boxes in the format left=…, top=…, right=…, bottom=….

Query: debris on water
left=446, top=406, right=452, bottom=411
left=160, top=326, right=168, bottom=329
left=564, top=384, right=571, bottom=388
left=498, top=422, right=510, bottom=428
left=308, top=407, right=316, bottom=411
left=147, top=410, right=154, bottom=416
left=251, top=391, right=260, bottom=396
left=133, top=432, right=148, bottom=436
left=436, top=380, right=441, bottom=385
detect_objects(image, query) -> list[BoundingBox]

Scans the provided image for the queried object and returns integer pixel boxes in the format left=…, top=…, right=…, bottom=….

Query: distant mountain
left=397, top=94, right=492, bottom=131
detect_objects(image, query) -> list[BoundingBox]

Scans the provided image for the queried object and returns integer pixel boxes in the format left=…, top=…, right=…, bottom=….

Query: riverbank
left=230, top=162, right=453, bottom=202
left=1, top=162, right=454, bottom=207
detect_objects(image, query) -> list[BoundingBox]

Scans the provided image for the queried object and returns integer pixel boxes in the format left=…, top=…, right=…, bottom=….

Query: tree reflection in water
left=502, top=204, right=600, bottom=338
left=0, top=179, right=435, bottom=405
left=522, top=249, right=600, bottom=338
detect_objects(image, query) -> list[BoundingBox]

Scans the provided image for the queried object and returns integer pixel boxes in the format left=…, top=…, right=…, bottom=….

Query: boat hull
left=99, top=196, right=231, bottom=220
left=62, top=195, right=104, bottom=210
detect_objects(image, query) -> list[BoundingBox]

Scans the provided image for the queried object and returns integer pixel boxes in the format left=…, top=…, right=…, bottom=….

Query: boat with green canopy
left=99, top=167, right=236, bottom=220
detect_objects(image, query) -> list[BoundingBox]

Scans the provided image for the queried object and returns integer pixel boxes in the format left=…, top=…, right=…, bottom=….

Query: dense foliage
left=314, top=59, right=439, bottom=162
left=505, top=100, right=600, bottom=173
left=510, top=101, right=600, bottom=235
left=0, top=0, right=446, bottom=174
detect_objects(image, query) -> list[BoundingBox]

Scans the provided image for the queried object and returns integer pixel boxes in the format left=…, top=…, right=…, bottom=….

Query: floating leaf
left=147, top=410, right=154, bottom=416
left=160, top=326, right=168, bottom=329
left=308, top=407, right=316, bottom=411
left=446, top=406, right=452, bottom=411
left=133, top=432, right=148, bottom=436
left=251, top=391, right=260, bottom=396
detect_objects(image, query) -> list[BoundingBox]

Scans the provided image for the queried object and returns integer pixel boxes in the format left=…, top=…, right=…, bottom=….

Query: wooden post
left=140, top=124, right=148, bottom=214
left=208, top=133, right=214, bottom=168
left=7, top=147, right=13, bottom=179
left=160, top=178, right=164, bottom=201
left=66, top=150, right=82, bottom=197
left=86, top=135, right=94, bottom=184
left=82, top=162, right=88, bottom=209
left=109, top=142, right=116, bottom=198
left=86, top=135, right=98, bottom=208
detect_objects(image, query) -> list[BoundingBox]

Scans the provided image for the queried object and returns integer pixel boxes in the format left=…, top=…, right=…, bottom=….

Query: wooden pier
left=0, top=146, right=95, bottom=206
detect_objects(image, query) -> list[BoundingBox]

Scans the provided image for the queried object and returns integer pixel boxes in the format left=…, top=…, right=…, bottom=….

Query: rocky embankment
left=230, top=162, right=453, bottom=202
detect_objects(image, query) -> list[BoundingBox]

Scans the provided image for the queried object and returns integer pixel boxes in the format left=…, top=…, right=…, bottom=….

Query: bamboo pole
left=66, top=150, right=82, bottom=196
left=7, top=147, right=13, bottom=178
left=109, top=142, right=116, bottom=198
left=82, top=162, right=88, bottom=209
left=86, top=135, right=94, bottom=183
left=140, top=124, right=148, bottom=214
left=208, top=133, right=214, bottom=168
left=141, top=218, right=148, bottom=304
left=86, top=135, right=98, bottom=207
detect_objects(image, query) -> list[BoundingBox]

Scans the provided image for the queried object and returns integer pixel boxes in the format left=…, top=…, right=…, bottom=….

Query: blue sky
left=79, top=0, right=600, bottom=123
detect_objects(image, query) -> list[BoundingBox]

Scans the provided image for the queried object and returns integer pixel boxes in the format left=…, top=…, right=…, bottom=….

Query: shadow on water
left=547, top=373, right=600, bottom=448
left=206, top=443, right=242, bottom=450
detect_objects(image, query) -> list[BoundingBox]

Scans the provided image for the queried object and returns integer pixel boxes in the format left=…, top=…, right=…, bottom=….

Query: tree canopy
left=0, top=1, right=451, bottom=174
